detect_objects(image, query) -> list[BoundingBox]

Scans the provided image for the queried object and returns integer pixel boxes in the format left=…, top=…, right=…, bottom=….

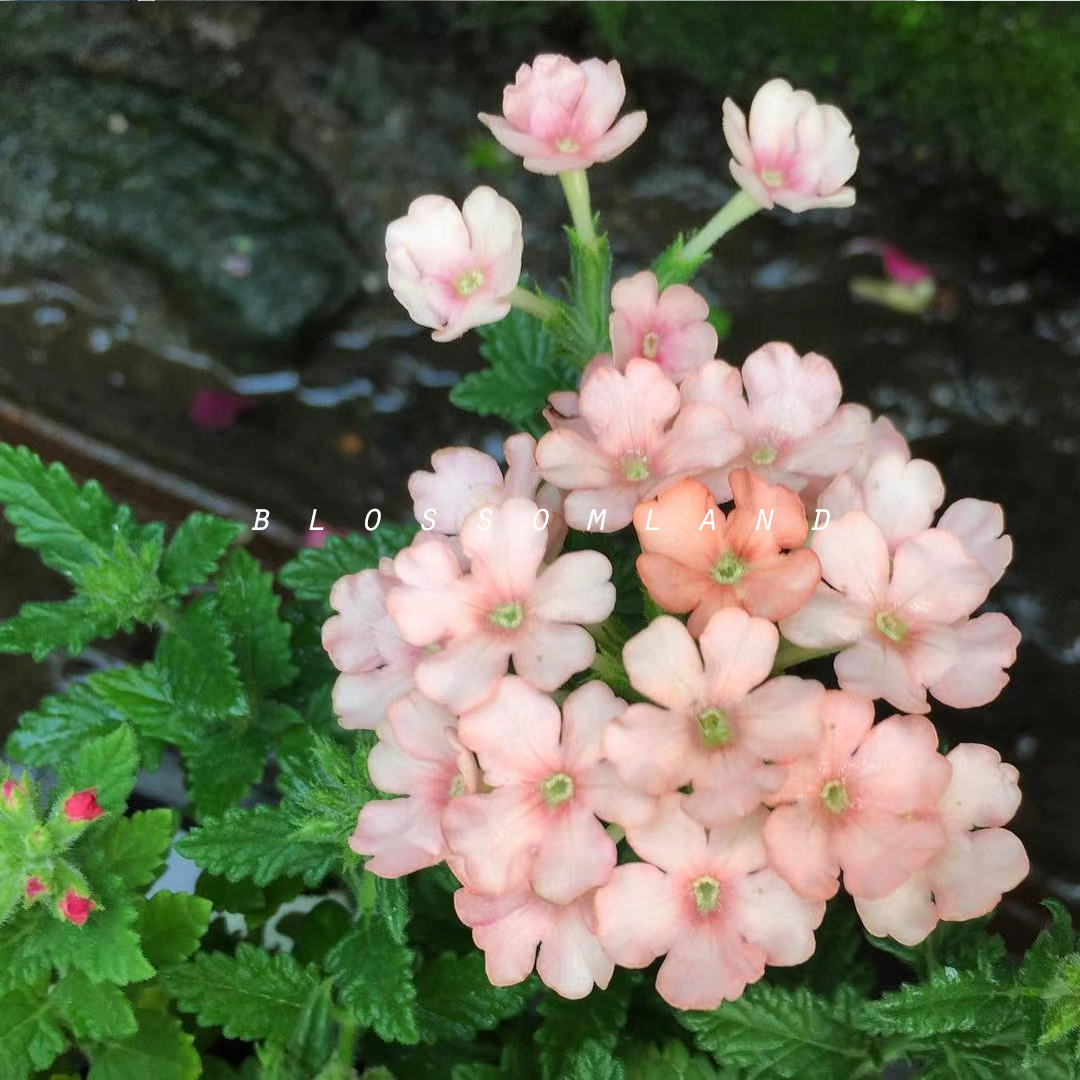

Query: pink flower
left=63, top=788, right=104, bottom=823
left=856, top=743, right=1029, bottom=945
left=926, top=613, right=1021, bottom=710
left=348, top=692, right=480, bottom=877
left=443, top=678, right=653, bottom=904
left=25, top=876, right=47, bottom=901
left=937, top=499, right=1013, bottom=585
left=454, top=886, right=613, bottom=1000
left=763, top=692, right=951, bottom=901
left=604, top=610, right=822, bottom=826
left=595, top=799, right=824, bottom=1010
left=818, top=453, right=945, bottom=552
left=536, top=359, right=743, bottom=532
left=322, top=564, right=424, bottom=730
left=609, top=272, right=717, bottom=382
left=780, top=511, right=996, bottom=713
left=681, top=345, right=871, bottom=500
left=634, top=474, right=820, bottom=633
left=58, top=890, right=95, bottom=927
left=386, top=186, right=522, bottom=342
left=387, top=499, right=614, bottom=711
left=722, top=78, right=858, bottom=212
left=478, top=55, right=647, bottom=176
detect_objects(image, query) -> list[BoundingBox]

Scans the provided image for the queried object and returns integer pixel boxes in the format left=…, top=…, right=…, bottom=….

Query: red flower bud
left=63, top=788, right=103, bottom=823
left=58, top=890, right=95, bottom=927
left=2, top=777, right=25, bottom=810
left=25, top=876, right=47, bottom=900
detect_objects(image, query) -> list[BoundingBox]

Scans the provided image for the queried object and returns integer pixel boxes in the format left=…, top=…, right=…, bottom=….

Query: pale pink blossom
left=634, top=474, right=820, bottom=633
left=722, top=78, right=858, bottom=213
left=348, top=692, right=480, bottom=877
left=595, top=799, right=824, bottom=1010
left=938, top=499, right=1013, bottom=585
left=609, top=272, right=717, bottom=382
left=681, top=345, right=871, bottom=500
left=455, top=886, right=613, bottom=999
left=536, top=358, right=743, bottom=532
left=763, top=692, right=951, bottom=901
left=604, top=610, right=822, bottom=826
left=478, top=55, right=647, bottom=176
left=386, top=499, right=614, bottom=711
left=856, top=743, right=1028, bottom=945
left=323, top=564, right=424, bottom=730
left=443, top=678, right=653, bottom=904
left=386, top=186, right=522, bottom=342
left=780, top=511, right=995, bottom=713
left=927, top=613, right=1021, bottom=710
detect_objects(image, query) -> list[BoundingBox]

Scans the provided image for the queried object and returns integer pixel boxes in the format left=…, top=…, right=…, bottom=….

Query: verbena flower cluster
left=325, top=56, right=1027, bottom=1010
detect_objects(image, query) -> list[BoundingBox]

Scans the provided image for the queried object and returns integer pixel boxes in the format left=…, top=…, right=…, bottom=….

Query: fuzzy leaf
left=161, top=513, right=244, bottom=595
left=414, top=952, right=532, bottom=1043
left=182, top=726, right=271, bottom=820
left=326, top=917, right=419, bottom=1044
left=88, top=1005, right=200, bottom=1080
left=652, top=234, right=710, bottom=291
left=85, top=809, right=176, bottom=890
left=562, top=1040, right=625, bottom=1080
left=53, top=971, right=137, bottom=1041
left=60, top=725, right=139, bottom=813
left=622, top=1040, right=724, bottom=1080
left=164, top=942, right=318, bottom=1042
left=537, top=970, right=634, bottom=1080
left=135, top=891, right=212, bottom=968
left=38, top=904, right=155, bottom=986
left=277, top=525, right=417, bottom=604
left=0, top=597, right=120, bottom=661
left=0, top=986, right=66, bottom=1078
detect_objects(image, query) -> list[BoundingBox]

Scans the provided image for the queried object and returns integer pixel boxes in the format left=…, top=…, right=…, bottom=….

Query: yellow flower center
left=761, top=168, right=785, bottom=188
left=820, top=779, right=848, bottom=814
left=697, top=707, right=733, bottom=748
left=622, top=452, right=650, bottom=482
left=540, top=772, right=574, bottom=808
left=555, top=136, right=580, bottom=153
left=454, top=268, right=485, bottom=297
left=711, top=551, right=747, bottom=586
left=490, top=601, right=524, bottom=630
left=692, top=874, right=721, bottom=914
left=642, top=331, right=660, bottom=359
left=751, top=443, right=778, bottom=466
left=874, top=610, right=907, bottom=643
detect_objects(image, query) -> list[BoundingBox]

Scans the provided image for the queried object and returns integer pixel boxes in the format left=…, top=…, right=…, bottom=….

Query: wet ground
left=0, top=5, right=1078, bottom=930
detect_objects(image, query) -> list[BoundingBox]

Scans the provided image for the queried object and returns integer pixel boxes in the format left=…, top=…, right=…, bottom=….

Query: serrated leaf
left=164, top=942, right=318, bottom=1042
left=277, top=525, right=417, bottom=604
left=450, top=307, right=578, bottom=433
left=862, top=968, right=1013, bottom=1037
left=562, top=1040, right=624, bottom=1080
left=136, top=891, right=212, bottom=968
left=0, top=986, right=66, bottom=1078
left=414, top=952, right=532, bottom=1043
left=182, top=726, right=270, bottom=820
left=288, top=978, right=336, bottom=1074
left=53, top=971, right=137, bottom=1041
left=216, top=548, right=297, bottom=694
left=161, top=513, right=244, bottom=595
left=327, top=917, right=419, bottom=1044
left=177, top=804, right=339, bottom=888
left=61, top=725, right=138, bottom=813
left=38, top=903, right=155, bottom=986
left=277, top=900, right=352, bottom=967
left=622, top=1040, right=724, bottom=1080
left=88, top=1005, right=200, bottom=1080
left=678, top=984, right=870, bottom=1080
left=652, top=234, right=710, bottom=291
left=85, top=809, right=176, bottom=890
left=0, top=597, right=119, bottom=661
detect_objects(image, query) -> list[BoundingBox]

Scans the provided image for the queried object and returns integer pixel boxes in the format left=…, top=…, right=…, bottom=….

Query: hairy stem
left=559, top=168, right=597, bottom=248
left=681, top=189, right=761, bottom=262
left=507, top=285, right=559, bottom=322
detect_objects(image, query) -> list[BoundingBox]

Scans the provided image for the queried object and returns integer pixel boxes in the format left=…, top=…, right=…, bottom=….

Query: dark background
left=0, top=1, right=1078, bottom=935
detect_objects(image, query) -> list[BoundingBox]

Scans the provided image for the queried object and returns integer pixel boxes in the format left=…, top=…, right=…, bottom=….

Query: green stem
left=559, top=169, right=597, bottom=248
left=680, top=189, right=761, bottom=263
left=771, top=639, right=843, bottom=675
left=334, top=1017, right=359, bottom=1074
left=507, top=285, right=559, bottom=322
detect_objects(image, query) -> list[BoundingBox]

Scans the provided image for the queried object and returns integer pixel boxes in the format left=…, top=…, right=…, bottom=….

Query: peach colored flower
left=681, top=345, right=870, bottom=500
left=443, top=678, right=653, bottom=904
left=387, top=499, right=614, bottom=711
left=780, top=511, right=995, bottom=713
left=926, top=612, right=1021, bottom=710
left=604, top=610, right=822, bottom=826
left=386, top=186, right=522, bottom=342
left=635, top=474, right=820, bottom=634
left=536, top=359, right=743, bottom=532
left=856, top=743, right=1029, bottom=945
left=478, top=55, right=646, bottom=175
left=454, top=886, right=612, bottom=1000
left=595, top=799, right=824, bottom=1010
left=348, top=692, right=480, bottom=877
left=609, top=272, right=717, bottom=382
left=322, top=564, right=424, bottom=730
left=938, top=499, right=1013, bottom=586
left=723, top=78, right=858, bottom=212
left=763, top=692, right=951, bottom=901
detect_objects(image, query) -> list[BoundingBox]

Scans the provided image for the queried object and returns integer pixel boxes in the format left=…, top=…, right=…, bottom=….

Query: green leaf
left=326, top=917, right=419, bottom=1044
left=88, top=1005, right=200, bottom=1080
left=164, top=942, right=319, bottom=1042
left=161, top=513, right=244, bottom=595
left=550, top=229, right=613, bottom=365
left=863, top=968, right=1015, bottom=1038
left=277, top=900, right=352, bottom=967
left=414, top=952, right=532, bottom=1043
left=288, top=978, right=336, bottom=1074
left=652, top=235, right=710, bottom=291
left=450, top=307, right=579, bottom=434
left=182, top=726, right=270, bottom=820
left=0, top=597, right=119, bottom=661
left=61, top=725, right=139, bottom=813
left=622, top=1040, right=724, bottom=1080
left=53, top=971, right=137, bottom=1041
left=562, top=1040, right=625, bottom=1080
left=278, top=525, right=417, bottom=604
left=178, top=804, right=339, bottom=888
left=39, top=903, right=155, bottom=986
left=85, top=809, right=176, bottom=890
left=1041, top=956, right=1080, bottom=1045
left=215, top=548, right=297, bottom=694
left=135, top=891, right=212, bottom=968
left=0, top=986, right=65, bottom=1078
left=678, top=984, right=871, bottom=1080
